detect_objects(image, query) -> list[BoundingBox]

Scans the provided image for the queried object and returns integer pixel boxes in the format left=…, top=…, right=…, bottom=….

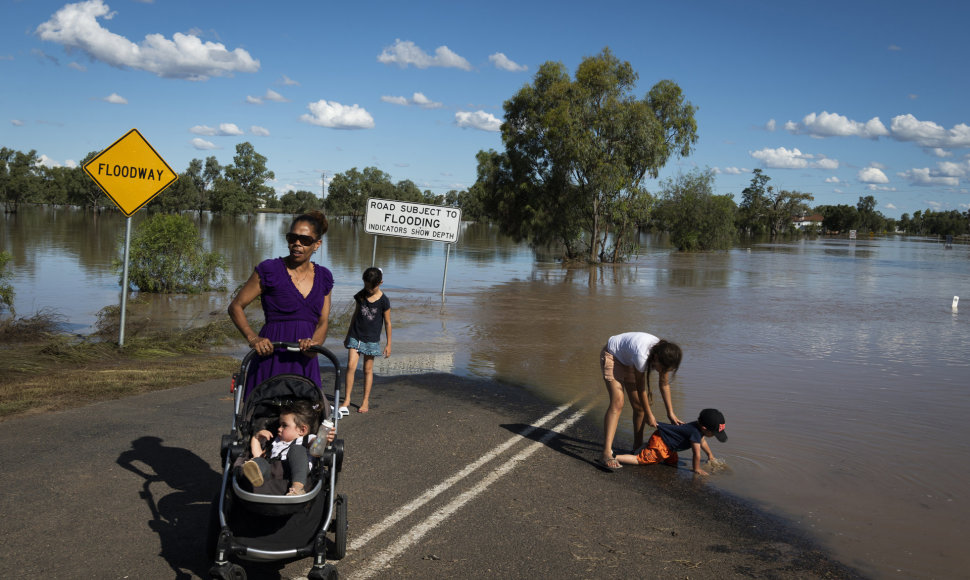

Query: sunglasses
left=285, top=233, right=319, bottom=246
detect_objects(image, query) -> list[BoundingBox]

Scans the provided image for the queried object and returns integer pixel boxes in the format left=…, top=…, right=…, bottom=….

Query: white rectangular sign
left=365, top=198, right=462, bottom=243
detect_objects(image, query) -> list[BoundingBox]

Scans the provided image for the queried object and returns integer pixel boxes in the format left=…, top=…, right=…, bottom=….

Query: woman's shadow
left=117, top=436, right=222, bottom=579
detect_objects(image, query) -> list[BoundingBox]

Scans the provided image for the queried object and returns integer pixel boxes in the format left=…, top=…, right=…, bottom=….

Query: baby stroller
left=209, top=343, right=347, bottom=580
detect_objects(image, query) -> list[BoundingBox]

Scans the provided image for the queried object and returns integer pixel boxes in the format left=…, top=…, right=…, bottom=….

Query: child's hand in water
left=708, top=457, right=728, bottom=472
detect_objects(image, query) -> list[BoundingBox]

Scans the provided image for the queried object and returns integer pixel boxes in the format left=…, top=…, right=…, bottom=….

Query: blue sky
left=2, top=0, right=969, bottom=218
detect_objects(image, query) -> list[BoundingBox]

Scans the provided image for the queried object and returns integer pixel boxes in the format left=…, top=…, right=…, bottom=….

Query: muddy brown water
left=3, top=205, right=968, bottom=578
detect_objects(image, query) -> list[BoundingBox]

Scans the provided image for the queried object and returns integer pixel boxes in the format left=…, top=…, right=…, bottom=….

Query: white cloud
left=885, top=203, right=897, bottom=210
left=37, top=154, right=75, bottom=168
left=749, top=147, right=838, bottom=169
left=867, top=184, right=896, bottom=192
left=930, top=148, right=953, bottom=158
left=455, top=110, right=502, bottom=132
left=488, top=52, right=527, bottom=72
left=68, top=61, right=86, bottom=71
left=411, top=92, right=442, bottom=109
left=825, top=176, right=841, bottom=183
left=280, top=74, right=299, bottom=86
left=377, top=39, right=471, bottom=70
left=858, top=167, right=889, bottom=184
left=264, top=89, right=287, bottom=102
left=889, top=114, right=970, bottom=148
left=382, top=92, right=442, bottom=109
left=246, top=96, right=262, bottom=104
left=897, top=168, right=959, bottom=187
left=765, top=119, right=776, bottom=132
left=786, top=111, right=889, bottom=138
left=11, top=119, right=24, bottom=126
left=190, top=137, right=217, bottom=150
left=300, top=100, right=375, bottom=129
left=190, top=123, right=243, bottom=136
left=36, top=0, right=259, bottom=80
left=250, top=125, right=270, bottom=136
left=888, top=44, right=902, bottom=51
left=713, top=167, right=743, bottom=175
left=102, top=92, right=127, bottom=104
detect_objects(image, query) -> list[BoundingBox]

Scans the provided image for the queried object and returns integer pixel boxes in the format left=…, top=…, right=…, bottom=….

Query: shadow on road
left=117, top=436, right=221, bottom=579
left=499, top=423, right=611, bottom=470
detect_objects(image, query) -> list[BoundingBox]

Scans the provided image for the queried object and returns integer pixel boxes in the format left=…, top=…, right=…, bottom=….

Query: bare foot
left=358, top=405, right=369, bottom=413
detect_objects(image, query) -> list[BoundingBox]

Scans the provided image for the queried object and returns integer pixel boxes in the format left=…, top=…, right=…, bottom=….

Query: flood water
left=3, top=205, right=969, bottom=579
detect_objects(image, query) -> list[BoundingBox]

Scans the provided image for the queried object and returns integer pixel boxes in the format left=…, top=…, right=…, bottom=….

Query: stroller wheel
left=308, top=563, right=338, bottom=580
left=329, top=493, right=348, bottom=560
left=210, top=562, right=246, bottom=580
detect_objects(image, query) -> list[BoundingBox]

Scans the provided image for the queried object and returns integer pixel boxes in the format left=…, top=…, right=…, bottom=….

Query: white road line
left=351, top=402, right=594, bottom=579
left=349, top=396, right=585, bottom=551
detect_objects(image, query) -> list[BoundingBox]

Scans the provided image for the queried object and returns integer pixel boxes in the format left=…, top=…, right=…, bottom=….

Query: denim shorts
left=345, top=336, right=382, bottom=357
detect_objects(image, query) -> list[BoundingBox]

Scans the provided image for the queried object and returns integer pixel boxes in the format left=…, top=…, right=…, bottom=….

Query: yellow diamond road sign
left=83, top=128, right=178, bottom=217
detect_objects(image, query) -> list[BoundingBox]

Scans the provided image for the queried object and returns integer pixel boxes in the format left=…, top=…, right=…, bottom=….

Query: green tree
left=817, top=204, right=860, bottom=233
left=122, top=214, right=226, bottom=293
left=737, top=168, right=771, bottom=235
left=325, top=167, right=396, bottom=220
left=652, top=169, right=737, bottom=251
left=856, top=195, right=878, bottom=232
left=0, top=251, right=14, bottom=315
left=0, top=148, right=41, bottom=212
left=71, top=152, right=109, bottom=212
left=279, top=189, right=323, bottom=214
left=475, top=47, right=698, bottom=262
left=209, top=177, right=253, bottom=216
left=223, top=142, right=275, bottom=212
left=766, top=189, right=815, bottom=237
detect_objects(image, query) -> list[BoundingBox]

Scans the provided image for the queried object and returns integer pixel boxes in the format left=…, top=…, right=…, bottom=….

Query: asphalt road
left=0, top=370, right=865, bottom=579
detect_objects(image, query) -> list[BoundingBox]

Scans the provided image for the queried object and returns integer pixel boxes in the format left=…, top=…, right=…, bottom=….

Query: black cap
left=698, top=408, right=727, bottom=442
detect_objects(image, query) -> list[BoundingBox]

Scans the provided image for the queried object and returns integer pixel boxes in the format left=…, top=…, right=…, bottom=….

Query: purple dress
left=245, top=258, right=334, bottom=397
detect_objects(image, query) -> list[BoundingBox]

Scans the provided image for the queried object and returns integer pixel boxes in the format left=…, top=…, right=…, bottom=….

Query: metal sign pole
left=372, top=235, right=378, bottom=267
left=119, top=216, right=132, bottom=347
left=441, top=243, right=450, bottom=296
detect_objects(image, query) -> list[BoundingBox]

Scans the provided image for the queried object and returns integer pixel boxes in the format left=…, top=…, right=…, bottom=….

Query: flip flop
left=597, top=456, right=622, bottom=471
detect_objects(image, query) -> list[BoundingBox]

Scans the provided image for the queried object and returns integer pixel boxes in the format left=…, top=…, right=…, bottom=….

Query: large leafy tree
left=325, top=167, right=396, bottom=220
left=738, top=169, right=813, bottom=236
left=223, top=142, right=275, bottom=211
left=279, top=189, right=323, bottom=214
left=0, top=148, right=41, bottom=213
left=475, top=47, right=698, bottom=262
left=652, top=169, right=737, bottom=251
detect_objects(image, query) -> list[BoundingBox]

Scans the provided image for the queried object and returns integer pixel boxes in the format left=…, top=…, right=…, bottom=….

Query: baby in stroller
left=237, top=400, right=335, bottom=496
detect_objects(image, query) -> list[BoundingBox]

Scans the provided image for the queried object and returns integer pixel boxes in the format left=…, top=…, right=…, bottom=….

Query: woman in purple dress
left=228, top=210, right=334, bottom=397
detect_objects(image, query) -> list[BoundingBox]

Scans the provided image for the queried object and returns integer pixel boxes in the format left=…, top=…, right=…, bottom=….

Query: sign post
left=364, top=198, right=462, bottom=295
left=83, top=129, right=178, bottom=346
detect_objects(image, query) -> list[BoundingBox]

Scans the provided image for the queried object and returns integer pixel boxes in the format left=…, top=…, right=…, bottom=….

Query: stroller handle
left=241, top=342, right=341, bottom=372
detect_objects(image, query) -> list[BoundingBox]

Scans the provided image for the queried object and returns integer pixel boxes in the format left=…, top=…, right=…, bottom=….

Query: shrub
left=120, top=214, right=227, bottom=293
left=0, top=251, right=14, bottom=315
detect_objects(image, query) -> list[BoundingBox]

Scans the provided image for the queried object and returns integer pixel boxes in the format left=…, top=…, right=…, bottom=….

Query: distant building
left=793, top=214, right=823, bottom=230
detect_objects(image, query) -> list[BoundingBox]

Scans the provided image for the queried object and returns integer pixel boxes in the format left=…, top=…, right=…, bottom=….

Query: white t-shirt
left=606, top=332, right=660, bottom=372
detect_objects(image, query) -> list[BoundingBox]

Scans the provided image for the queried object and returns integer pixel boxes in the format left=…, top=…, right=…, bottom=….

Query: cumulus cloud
left=300, top=100, right=375, bottom=129
left=858, top=167, right=889, bottom=184
left=897, top=168, right=959, bottom=187
left=190, top=123, right=243, bottom=136
left=489, top=52, right=527, bottom=72
left=102, top=92, right=127, bottom=104
left=885, top=203, right=897, bottom=210
left=825, top=176, right=841, bottom=183
left=930, top=148, right=952, bottom=158
left=765, top=119, right=776, bottom=132
left=37, top=154, right=76, bottom=168
left=889, top=114, right=970, bottom=148
left=377, top=39, right=471, bottom=70
left=280, top=74, right=299, bottom=86
left=714, top=167, right=744, bottom=175
left=749, top=147, right=839, bottom=169
left=382, top=92, right=442, bottom=109
left=455, top=110, right=502, bottom=132
left=11, top=119, right=24, bottom=126
left=190, top=137, right=217, bottom=150
left=35, top=0, right=259, bottom=80
left=250, top=125, right=270, bottom=136
left=248, top=89, right=287, bottom=104
left=786, top=111, right=889, bottom=138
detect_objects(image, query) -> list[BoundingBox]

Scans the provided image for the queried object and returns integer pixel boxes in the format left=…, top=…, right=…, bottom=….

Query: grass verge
left=0, top=311, right=240, bottom=421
